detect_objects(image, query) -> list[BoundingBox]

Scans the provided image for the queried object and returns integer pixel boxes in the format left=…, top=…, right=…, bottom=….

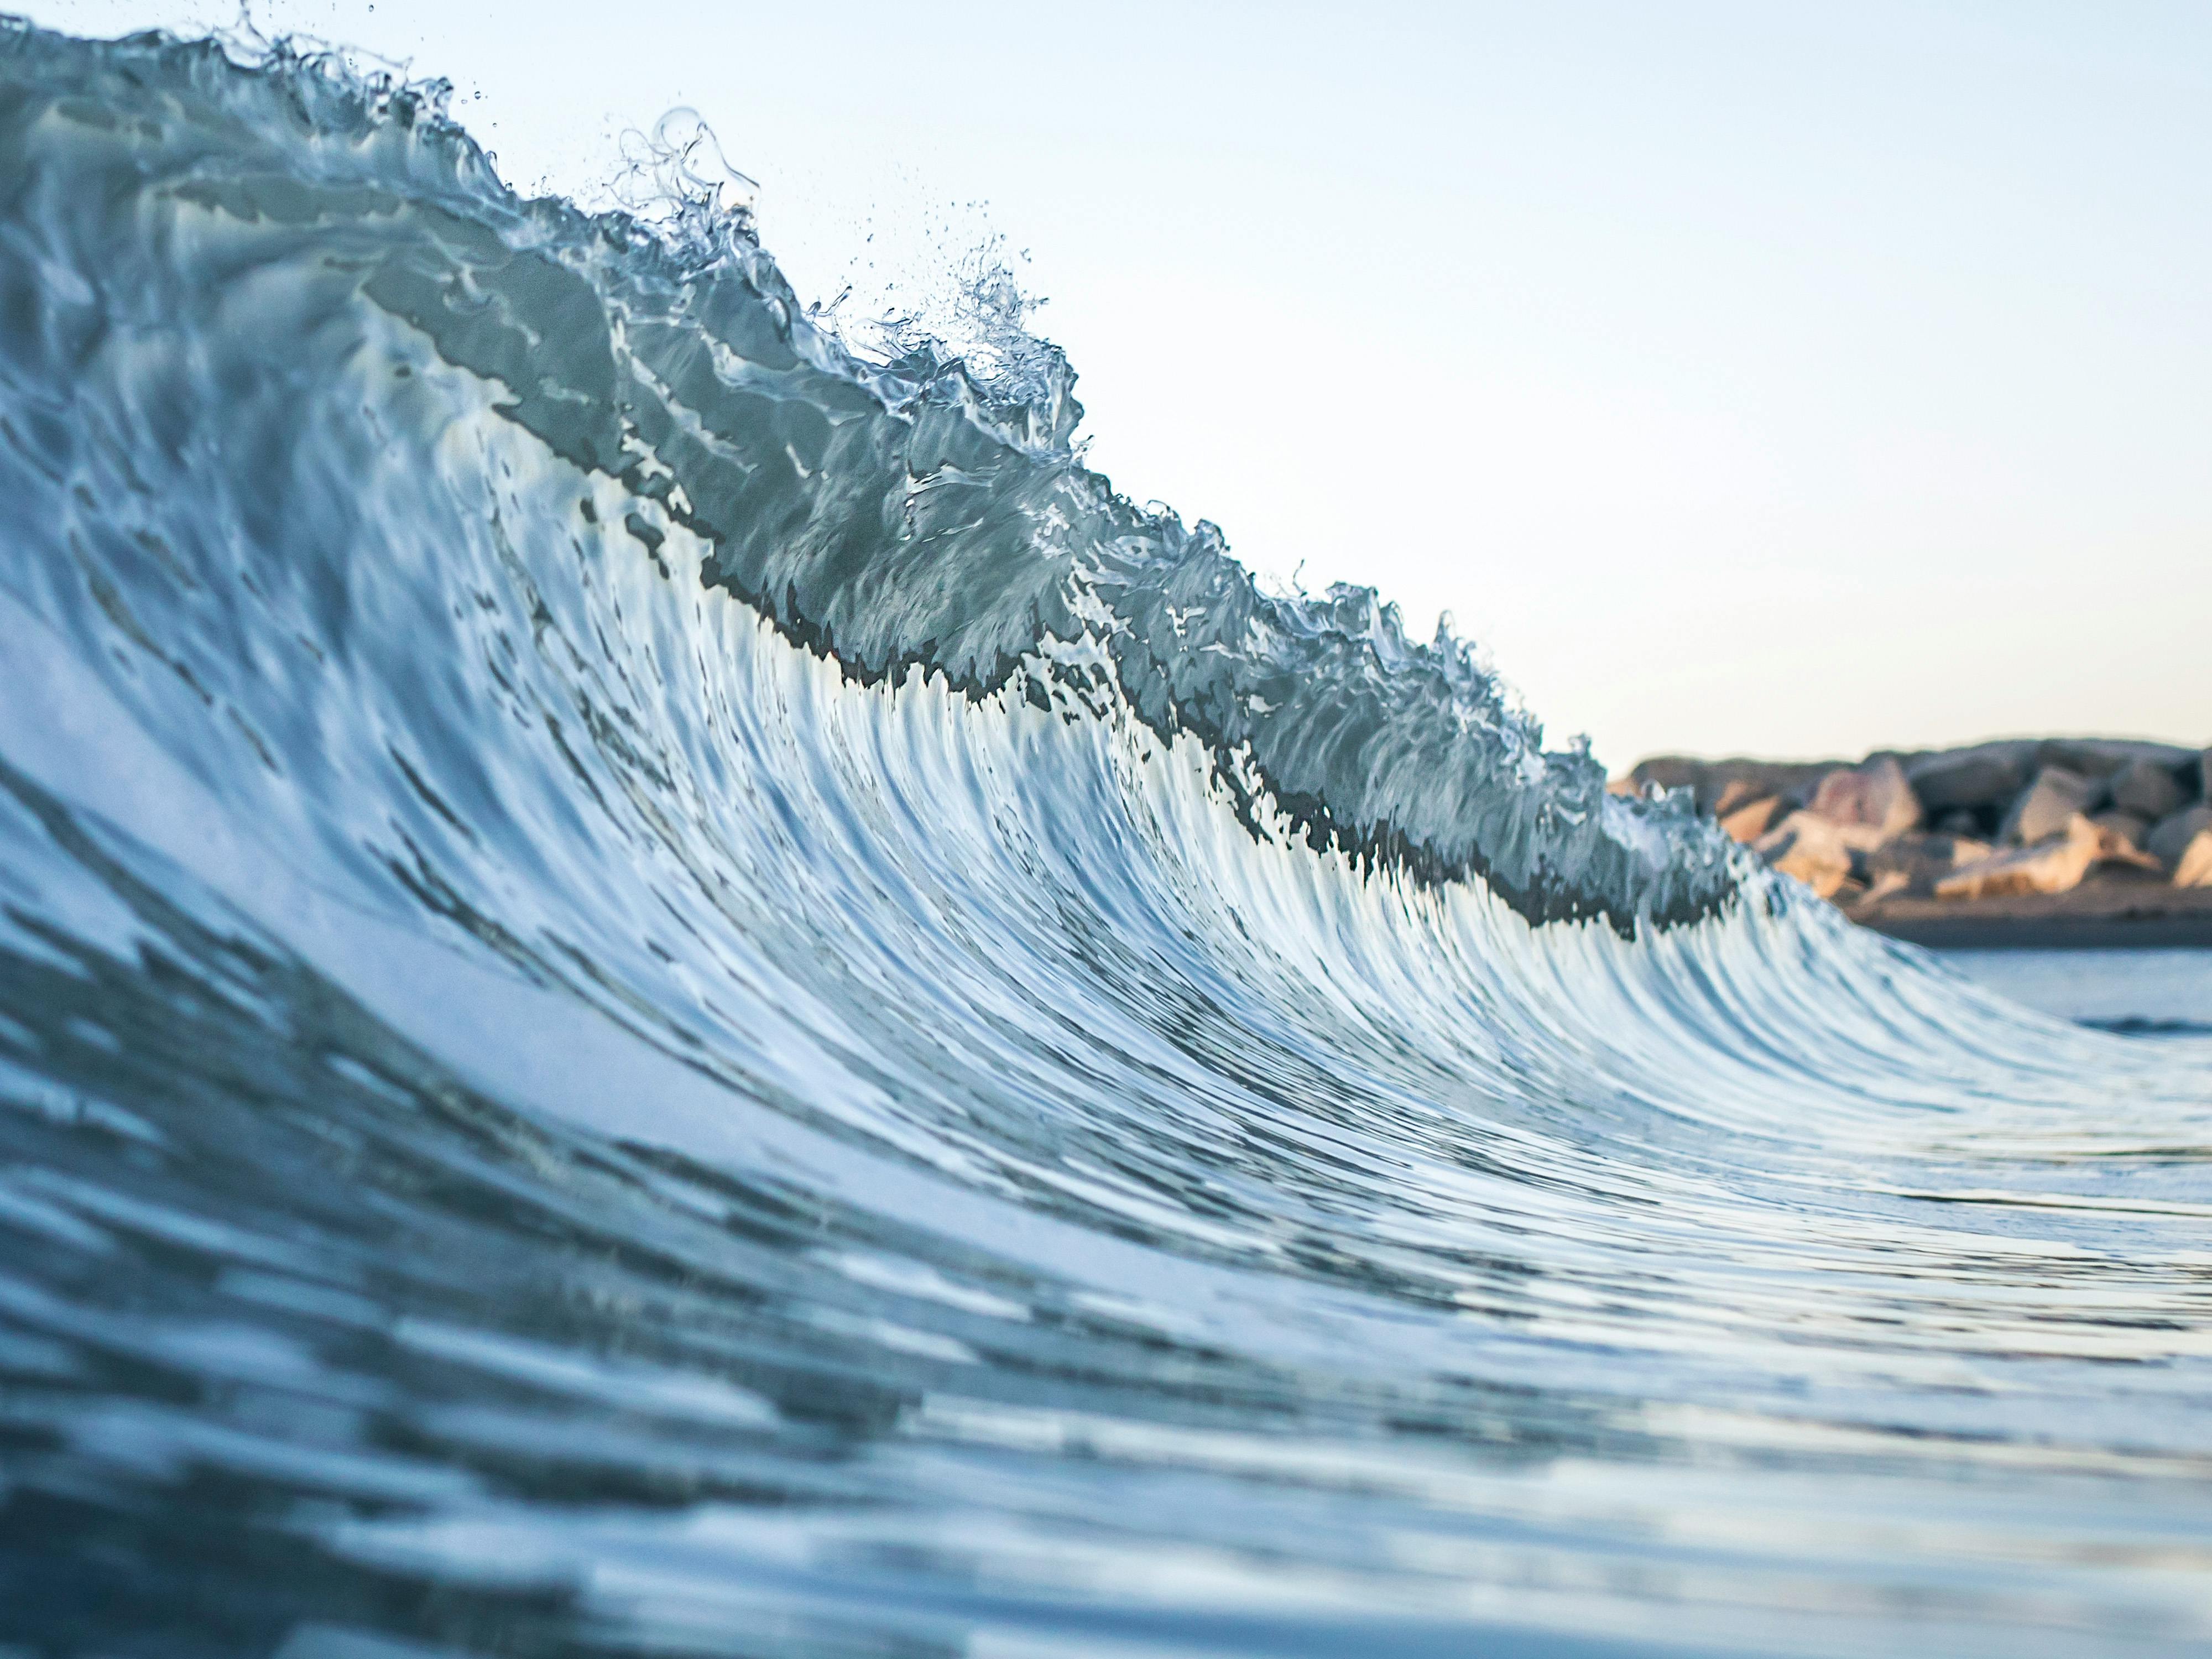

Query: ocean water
left=0, top=23, right=2209, bottom=1658
left=1935, top=950, right=2212, bottom=1036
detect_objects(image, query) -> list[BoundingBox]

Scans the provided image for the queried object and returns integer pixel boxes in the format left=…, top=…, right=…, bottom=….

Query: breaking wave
left=1, top=22, right=2208, bottom=1657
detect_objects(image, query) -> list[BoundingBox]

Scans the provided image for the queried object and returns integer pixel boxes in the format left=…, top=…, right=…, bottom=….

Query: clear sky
left=29, top=1, right=2212, bottom=770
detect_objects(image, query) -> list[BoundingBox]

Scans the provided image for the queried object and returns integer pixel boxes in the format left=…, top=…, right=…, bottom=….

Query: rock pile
left=1623, top=740, right=2212, bottom=906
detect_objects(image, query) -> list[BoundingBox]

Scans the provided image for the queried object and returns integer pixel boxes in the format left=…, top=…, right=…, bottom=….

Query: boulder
left=1855, top=869, right=1912, bottom=906
left=2147, top=805, right=2212, bottom=872
left=1625, top=755, right=1884, bottom=816
left=2110, top=757, right=2185, bottom=822
left=1752, top=811, right=1855, bottom=899
left=1639, top=757, right=1851, bottom=815
left=1865, top=832, right=1994, bottom=898
left=1906, top=743, right=2035, bottom=813
left=1937, top=815, right=2105, bottom=901
left=1807, top=754, right=1919, bottom=844
left=2176, top=830, right=2212, bottom=889
left=2000, top=766, right=2100, bottom=845
left=2089, top=810, right=2152, bottom=854
left=1710, top=777, right=1768, bottom=819
left=1719, top=794, right=1784, bottom=843
left=2094, top=824, right=2164, bottom=874
left=2038, top=737, right=2194, bottom=779
left=1624, top=755, right=1709, bottom=799
left=1734, top=758, right=1856, bottom=810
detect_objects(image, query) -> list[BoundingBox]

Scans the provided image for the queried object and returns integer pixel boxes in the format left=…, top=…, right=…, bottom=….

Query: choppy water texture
left=1, top=23, right=2209, bottom=1658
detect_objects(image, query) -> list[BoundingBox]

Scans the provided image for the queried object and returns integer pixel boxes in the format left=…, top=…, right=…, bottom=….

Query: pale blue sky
left=33, top=1, right=2212, bottom=768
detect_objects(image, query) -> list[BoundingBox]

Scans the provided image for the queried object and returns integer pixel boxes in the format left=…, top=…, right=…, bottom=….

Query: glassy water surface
left=1935, top=949, right=2212, bottom=1033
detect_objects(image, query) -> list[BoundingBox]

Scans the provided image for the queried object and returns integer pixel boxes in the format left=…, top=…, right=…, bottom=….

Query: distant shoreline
left=1622, top=738, right=2212, bottom=949
left=1851, top=867, right=2212, bottom=949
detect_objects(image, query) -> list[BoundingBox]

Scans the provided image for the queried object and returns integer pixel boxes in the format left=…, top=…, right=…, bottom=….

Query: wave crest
left=0, top=16, right=1733, bottom=932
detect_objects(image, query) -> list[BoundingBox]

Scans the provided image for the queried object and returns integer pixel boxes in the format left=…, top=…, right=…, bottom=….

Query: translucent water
left=0, top=24, right=2208, bottom=1657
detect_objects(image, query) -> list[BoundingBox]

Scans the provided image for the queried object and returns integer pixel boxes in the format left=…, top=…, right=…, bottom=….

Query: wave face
left=1, top=23, right=2210, bottom=1657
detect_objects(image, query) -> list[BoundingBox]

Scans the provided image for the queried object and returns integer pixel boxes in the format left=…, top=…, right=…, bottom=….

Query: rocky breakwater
left=1621, top=739, right=2212, bottom=943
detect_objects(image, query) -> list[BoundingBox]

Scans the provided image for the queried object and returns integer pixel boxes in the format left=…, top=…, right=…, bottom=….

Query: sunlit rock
left=2089, top=810, right=2152, bottom=855
left=1808, top=754, right=1919, bottom=844
left=1719, top=794, right=1784, bottom=843
left=2147, top=805, right=2212, bottom=873
left=2000, top=766, right=2100, bottom=845
left=1866, top=832, right=1994, bottom=898
left=1752, top=811, right=1855, bottom=899
left=1937, top=816, right=2104, bottom=900
left=2176, top=828, right=2212, bottom=889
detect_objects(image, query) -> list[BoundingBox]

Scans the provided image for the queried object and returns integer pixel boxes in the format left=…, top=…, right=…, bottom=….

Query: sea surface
left=1, top=23, right=2209, bottom=1659
left=1935, top=949, right=2212, bottom=1036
